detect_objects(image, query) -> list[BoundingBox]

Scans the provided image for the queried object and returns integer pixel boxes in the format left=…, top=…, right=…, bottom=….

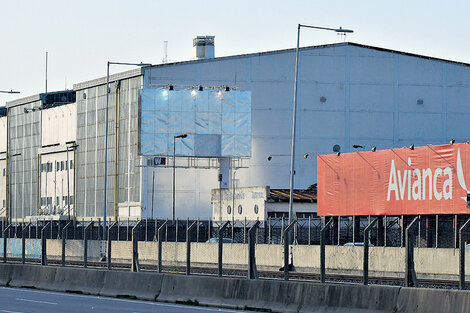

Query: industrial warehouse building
left=2, top=41, right=470, bottom=222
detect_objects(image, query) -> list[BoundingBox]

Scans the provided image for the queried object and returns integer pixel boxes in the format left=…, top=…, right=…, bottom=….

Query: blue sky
left=1, top=0, right=468, bottom=106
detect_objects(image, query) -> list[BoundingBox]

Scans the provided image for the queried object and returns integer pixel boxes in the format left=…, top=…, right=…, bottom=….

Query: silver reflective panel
left=140, top=89, right=252, bottom=157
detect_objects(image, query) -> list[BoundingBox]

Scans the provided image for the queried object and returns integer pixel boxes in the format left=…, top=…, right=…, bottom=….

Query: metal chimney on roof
left=193, top=36, right=215, bottom=60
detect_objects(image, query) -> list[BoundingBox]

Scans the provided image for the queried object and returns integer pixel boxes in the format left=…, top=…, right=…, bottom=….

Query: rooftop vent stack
left=193, top=36, right=215, bottom=60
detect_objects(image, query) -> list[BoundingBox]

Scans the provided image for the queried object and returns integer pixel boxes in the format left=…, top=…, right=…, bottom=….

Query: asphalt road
left=0, top=287, right=257, bottom=313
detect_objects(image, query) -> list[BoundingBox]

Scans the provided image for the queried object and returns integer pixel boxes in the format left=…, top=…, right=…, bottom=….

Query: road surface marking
left=16, top=298, right=58, bottom=305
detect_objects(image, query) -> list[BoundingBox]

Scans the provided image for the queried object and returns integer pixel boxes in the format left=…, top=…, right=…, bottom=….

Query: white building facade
left=4, top=42, right=470, bottom=221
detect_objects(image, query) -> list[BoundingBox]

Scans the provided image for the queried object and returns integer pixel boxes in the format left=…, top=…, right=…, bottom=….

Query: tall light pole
left=289, top=24, right=353, bottom=222
left=172, top=134, right=187, bottom=221
left=103, top=61, right=151, bottom=240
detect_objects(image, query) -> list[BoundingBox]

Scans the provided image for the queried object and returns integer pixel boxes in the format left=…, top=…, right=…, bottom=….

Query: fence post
left=158, top=221, right=168, bottom=273
left=284, top=219, right=296, bottom=281
left=175, top=218, right=179, bottom=242
left=83, top=222, right=93, bottom=268
left=22, top=223, right=30, bottom=264
left=218, top=221, right=230, bottom=277
left=405, top=216, right=420, bottom=287
left=459, top=218, right=470, bottom=290
left=186, top=221, right=198, bottom=275
left=3, top=224, right=11, bottom=263
left=61, top=221, right=72, bottom=267
left=320, top=218, right=333, bottom=283
left=363, top=218, right=377, bottom=285
left=131, top=220, right=143, bottom=272
left=248, top=220, right=261, bottom=279
left=107, top=221, right=117, bottom=270
left=41, top=222, right=50, bottom=266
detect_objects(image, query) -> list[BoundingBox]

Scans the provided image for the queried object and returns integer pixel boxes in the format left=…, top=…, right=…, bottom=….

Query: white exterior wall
left=39, top=151, right=75, bottom=216
left=38, top=103, right=77, bottom=217
left=0, top=117, right=6, bottom=153
left=211, top=186, right=268, bottom=222
left=0, top=159, right=5, bottom=217
left=266, top=201, right=316, bottom=214
left=0, top=116, right=6, bottom=217
left=143, top=43, right=470, bottom=219
left=41, top=103, right=76, bottom=146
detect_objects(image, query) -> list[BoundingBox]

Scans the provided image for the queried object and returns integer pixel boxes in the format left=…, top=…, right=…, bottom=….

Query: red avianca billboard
left=317, top=143, right=470, bottom=216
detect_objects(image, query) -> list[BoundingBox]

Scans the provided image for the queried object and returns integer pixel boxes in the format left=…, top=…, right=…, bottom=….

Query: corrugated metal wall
left=8, top=101, right=42, bottom=220
left=75, top=76, right=142, bottom=219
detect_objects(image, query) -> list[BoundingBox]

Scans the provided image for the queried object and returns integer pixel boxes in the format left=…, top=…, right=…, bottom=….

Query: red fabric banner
left=317, top=143, right=470, bottom=216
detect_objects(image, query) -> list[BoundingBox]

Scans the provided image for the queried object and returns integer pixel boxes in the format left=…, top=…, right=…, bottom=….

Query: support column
left=400, top=215, right=406, bottom=248
left=331, top=217, right=339, bottom=246
left=376, top=217, right=384, bottom=246
left=405, top=217, right=419, bottom=287
left=353, top=216, right=361, bottom=244
left=425, top=216, right=432, bottom=248
left=454, top=215, right=458, bottom=249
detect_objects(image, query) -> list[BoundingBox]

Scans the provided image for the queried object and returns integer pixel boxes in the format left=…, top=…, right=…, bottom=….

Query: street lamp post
left=103, top=61, right=151, bottom=241
left=172, top=134, right=187, bottom=221
left=289, top=24, right=353, bottom=222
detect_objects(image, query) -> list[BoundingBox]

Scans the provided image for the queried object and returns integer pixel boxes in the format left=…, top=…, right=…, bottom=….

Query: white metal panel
left=41, top=103, right=77, bottom=146
left=447, top=87, right=470, bottom=113
left=0, top=159, right=5, bottom=217
left=398, top=86, right=442, bottom=113
left=0, top=117, right=6, bottom=153
left=39, top=151, right=75, bottom=217
left=398, top=55, right=443, bottom=85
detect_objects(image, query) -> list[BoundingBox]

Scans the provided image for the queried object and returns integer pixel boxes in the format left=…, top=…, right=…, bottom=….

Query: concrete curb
left=0, top=263, right=469, bottom=313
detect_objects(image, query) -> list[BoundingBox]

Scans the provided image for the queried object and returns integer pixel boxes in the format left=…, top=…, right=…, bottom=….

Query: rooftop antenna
left=45, top=51, right=48, bottom=93
left=162, top=41, right=168, bottom=64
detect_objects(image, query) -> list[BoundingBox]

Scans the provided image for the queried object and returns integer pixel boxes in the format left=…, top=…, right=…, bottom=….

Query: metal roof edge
left=347, top=42, right=470, bottom=67
left=73, top=68, right=143, bottom=91
left=5, top=94, right=41, bottom=108
left=147, top=41, right=470, bottom=69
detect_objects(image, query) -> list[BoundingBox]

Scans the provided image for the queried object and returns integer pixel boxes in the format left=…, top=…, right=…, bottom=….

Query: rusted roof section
left=269, top=186, right=317, bottom=203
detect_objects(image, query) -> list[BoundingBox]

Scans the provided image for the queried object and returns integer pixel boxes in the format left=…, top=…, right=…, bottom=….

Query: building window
left=2, top=168, right=5, bottom=176
left=47, top=162, right=52, bottom=172
left=65, top=160, right=68, bottom=170
left=70, top=160, right=74, bottom=169
left=227, top=205, right=231, bottom=215
left=254, top=204, right=259, bottom=214
left=267, top=212, right=288, bottom=219
left=56, top=196, right=60, bottom=206
left=47, top=197, right=52, bottom=206
left=61, top=161, right=64, bottom=171
left=56, top=162, right=60, bottom=171
left=295, top=212, right=318, bottom=219
left=238, top=204, right=242, bottom=215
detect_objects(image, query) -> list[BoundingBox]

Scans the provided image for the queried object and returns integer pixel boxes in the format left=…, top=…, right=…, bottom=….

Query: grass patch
left=116, top=294, right=137, bottom=299
left=243, top=306, right=272, bottom=312
left=176, top=298, right=200, bottom=306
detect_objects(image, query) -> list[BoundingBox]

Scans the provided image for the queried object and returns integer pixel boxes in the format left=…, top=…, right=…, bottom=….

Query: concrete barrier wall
left=46, top=239, right=103, bottom=261
left=0, top=263, right=468, bottom=313
left=7, top=239, right=470, bottom=279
